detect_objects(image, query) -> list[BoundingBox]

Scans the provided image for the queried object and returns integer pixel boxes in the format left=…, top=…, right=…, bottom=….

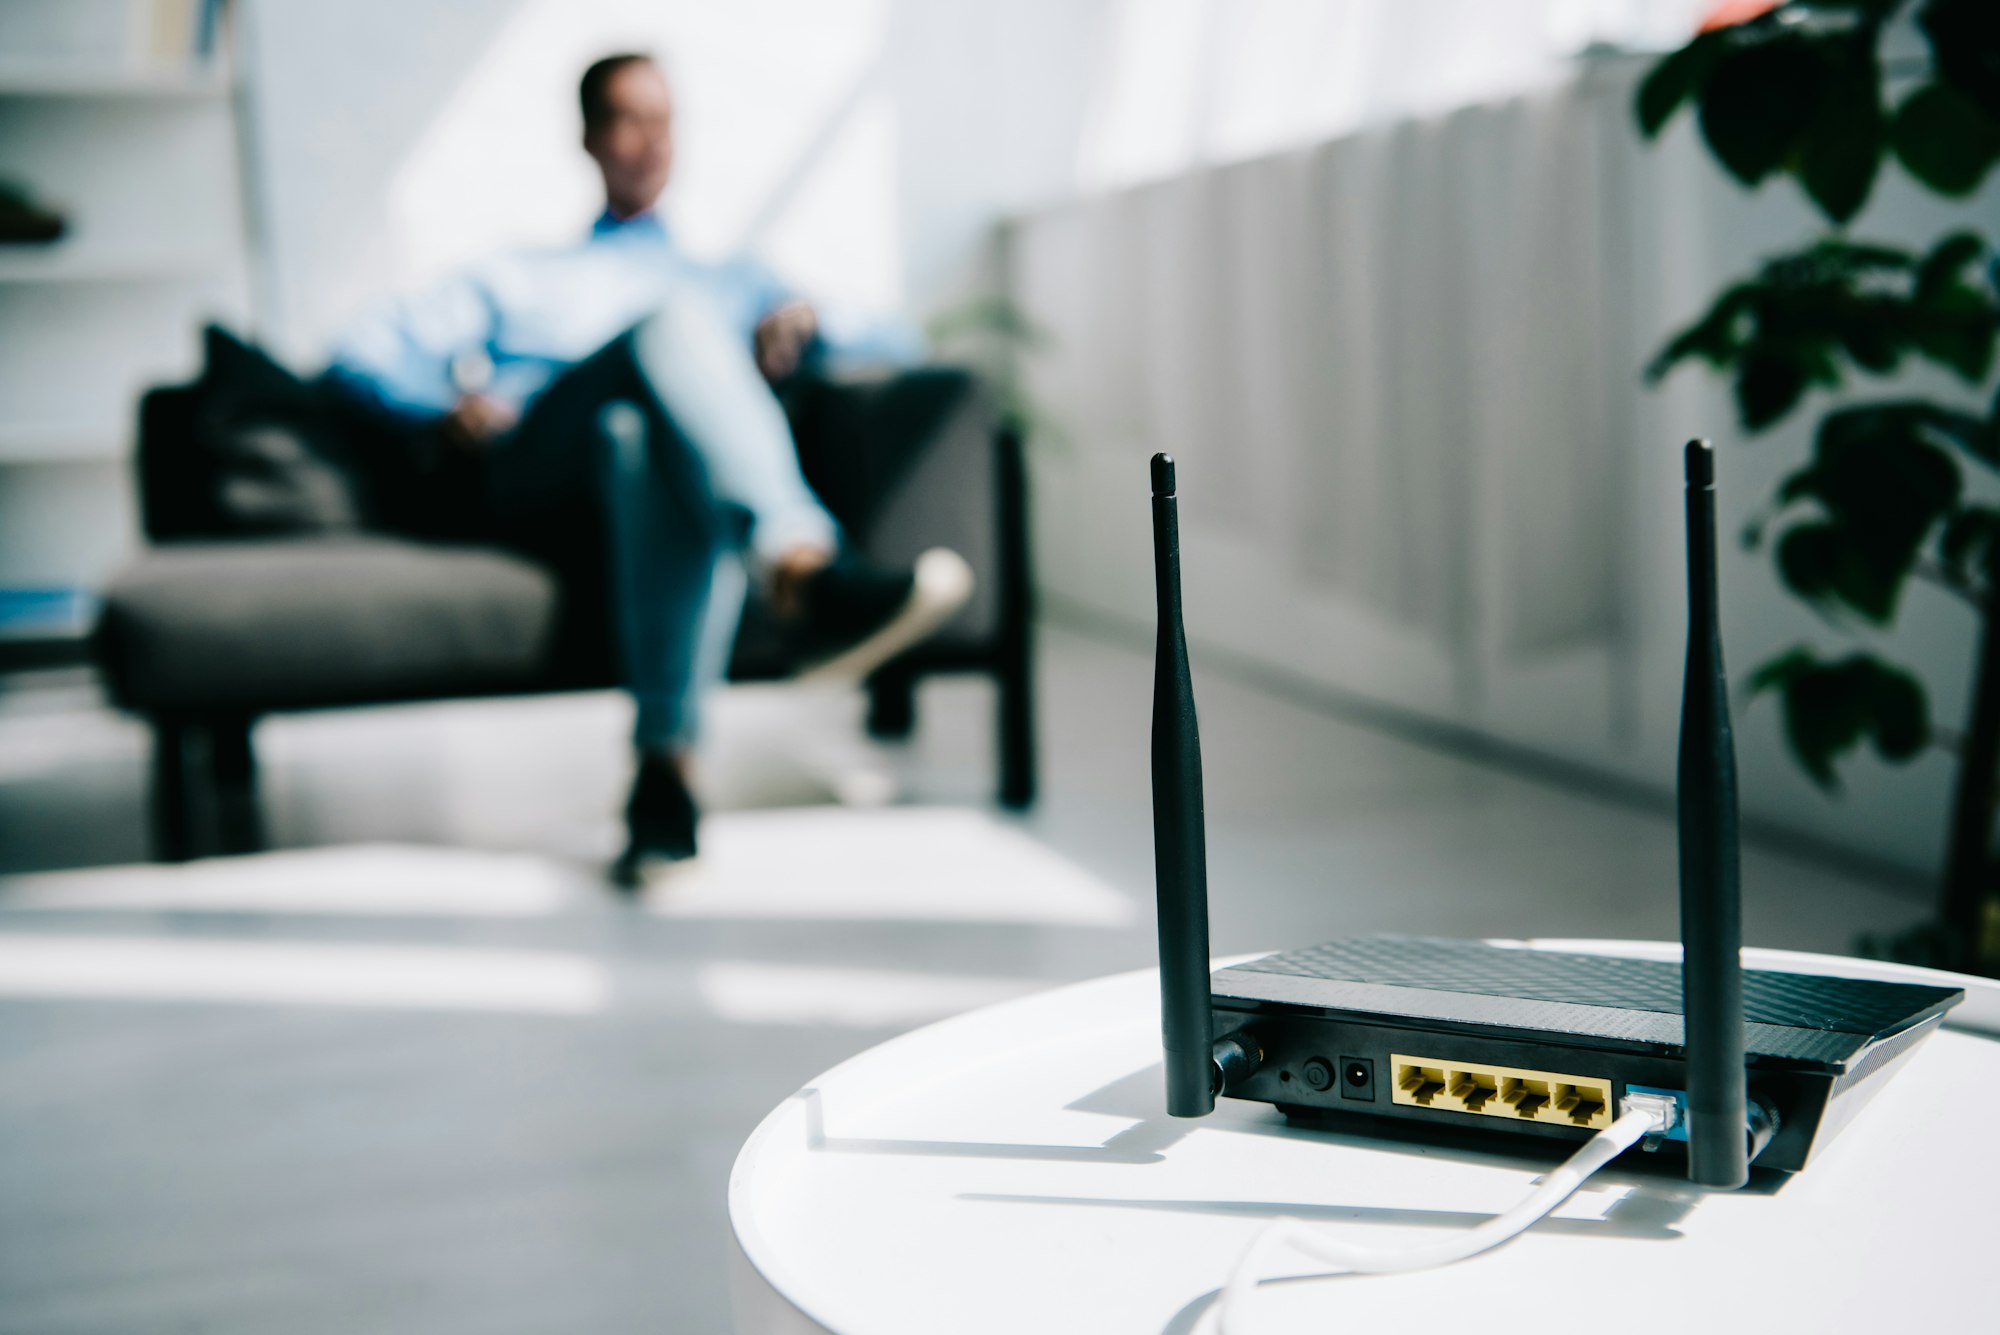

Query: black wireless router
left=1149, top=444, right=1963, bottom=1184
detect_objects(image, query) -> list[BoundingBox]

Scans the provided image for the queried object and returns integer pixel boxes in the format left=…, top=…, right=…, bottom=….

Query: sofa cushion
left=145, top=325, right=379, bottom=538
left=96, top=539, right=560, bottom=713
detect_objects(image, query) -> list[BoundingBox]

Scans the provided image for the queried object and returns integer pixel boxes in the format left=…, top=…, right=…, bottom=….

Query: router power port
left=1340, top=1056, right=1375, bottom=1102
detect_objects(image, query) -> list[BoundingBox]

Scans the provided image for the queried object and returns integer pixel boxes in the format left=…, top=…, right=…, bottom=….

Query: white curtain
left=1017, top=72, right=1632, bottom=669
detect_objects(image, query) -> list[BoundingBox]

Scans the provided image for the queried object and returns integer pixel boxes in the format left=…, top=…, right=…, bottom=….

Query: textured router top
left=1210, top=937, right=1964, bottom=1069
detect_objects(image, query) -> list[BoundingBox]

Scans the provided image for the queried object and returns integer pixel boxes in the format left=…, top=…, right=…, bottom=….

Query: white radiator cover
left=1006, top=55, right=2000, bottom=879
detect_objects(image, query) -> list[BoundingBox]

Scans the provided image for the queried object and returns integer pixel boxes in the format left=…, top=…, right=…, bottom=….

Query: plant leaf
left=1904, top=399, right=1994, bottom=469
left=1646, top=284, right=1759, bottom=382
left=1736, top=349, right=1810, bottom=429
left=1775, top=522, right=1844, bottom=607
left=1815, top=406, right=1964, bottom=521
left=925, top=296, right=1053, bottom=350
left=1917, top=231, right=1987, bottom=297
left=1645, top=236, right=1998, bottom=420
left=1866, top=664, right=1931, bottom=760
left=1990, top=381, right=2000, bottom=462
left=1637, top=31, right=1727, bottom=138
left=1752, top=648, right=1934, bottom=788
left=1749, top=645, right=1817, bottom=696
left=1771, top=407, right=1964, bottom=622
left=1698, top=33, right=1825, bottom=186
left=1892, top=83, right=2000, bottom=195
left=1775, top=653, right=1869, bottom=788
left=1790, top=239, right=1914, bottom=274
left=1800, top=34, right=1886, bottom=223
left=1840, top=321, right=1901, bottom=372
left=1940, top=505, right=2000, bottom=592
left=1910, top=281, right=1999, bottom=381
left=1918, top=0, right=2000, bottom=126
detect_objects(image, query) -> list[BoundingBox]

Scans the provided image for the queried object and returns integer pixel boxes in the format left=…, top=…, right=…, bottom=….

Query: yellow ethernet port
left=1397, top=1063, right=1446, bottom=1106
left=1390, top=1053, right=1612, bottom=1130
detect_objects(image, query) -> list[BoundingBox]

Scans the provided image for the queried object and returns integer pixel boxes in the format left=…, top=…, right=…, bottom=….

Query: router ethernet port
left=1396, top=1063, right=1446, bottom=1106
left=1448, top=1069, right=1498, bottom=1112
left=1499, top=1076, right=1551, bottom=1119
left=1552, top=1082, right=1609, bottom=1127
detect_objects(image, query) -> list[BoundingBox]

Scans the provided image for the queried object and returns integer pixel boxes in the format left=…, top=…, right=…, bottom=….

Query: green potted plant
left=1638, top=0, right=2000, bottom=973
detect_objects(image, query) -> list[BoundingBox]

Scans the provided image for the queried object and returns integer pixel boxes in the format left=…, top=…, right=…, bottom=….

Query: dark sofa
left=95, top=335, right=1036, bottom=861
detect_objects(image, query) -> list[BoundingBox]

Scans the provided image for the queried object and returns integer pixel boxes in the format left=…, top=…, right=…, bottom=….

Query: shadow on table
left=956, top=1185, right=1700, bottom=1240
left=1073, top=1061, right=1790, bottom=1193
left=795, top=1077, right=1184, bottom=1165
left=966, top=1067, right=1711, bottom=1238
left=794, top=1048, right=1801, bottom=1334
left=798, top=1061, right=1785, bottom=1196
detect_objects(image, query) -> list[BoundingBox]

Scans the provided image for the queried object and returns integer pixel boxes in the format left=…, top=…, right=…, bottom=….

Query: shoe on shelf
left=610, top=752, right=699, bottom=890
left=789, top=547, right=974, bottom=685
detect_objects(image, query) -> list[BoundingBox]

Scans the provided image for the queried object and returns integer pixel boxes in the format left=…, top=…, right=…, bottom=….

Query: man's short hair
left=580, top=53, right=655, bottom=130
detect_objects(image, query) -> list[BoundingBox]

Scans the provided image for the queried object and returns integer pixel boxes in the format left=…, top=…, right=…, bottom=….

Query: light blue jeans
left=583, top=293, right=837, bottom=751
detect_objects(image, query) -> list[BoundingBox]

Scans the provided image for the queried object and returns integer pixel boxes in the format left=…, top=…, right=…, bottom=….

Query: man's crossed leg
left=481, top=287, right=972, bottom=883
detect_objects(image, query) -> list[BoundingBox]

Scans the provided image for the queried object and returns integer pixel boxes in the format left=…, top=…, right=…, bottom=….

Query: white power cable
left=1217, top=1096, right=1677, bottom=1334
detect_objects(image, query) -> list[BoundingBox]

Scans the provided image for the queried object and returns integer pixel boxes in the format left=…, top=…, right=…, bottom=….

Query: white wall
left=242, top=0, right=1110, bottom=362
left=1070, top=0, right=1704, bottom=190
left=241, top=0, right=1701, bottom=362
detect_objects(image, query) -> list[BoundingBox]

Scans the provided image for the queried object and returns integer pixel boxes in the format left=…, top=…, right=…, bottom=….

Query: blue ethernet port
left=1624, top=1084, right=1690, bottom=1142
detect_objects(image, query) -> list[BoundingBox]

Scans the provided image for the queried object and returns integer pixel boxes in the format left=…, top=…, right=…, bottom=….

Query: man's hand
left=440, top=393, right=518, bottom=453
left=754, top=301, right=818, bottom=382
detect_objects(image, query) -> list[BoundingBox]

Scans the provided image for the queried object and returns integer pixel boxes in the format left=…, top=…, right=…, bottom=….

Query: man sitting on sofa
left=327, top=52, right=972, bottom=885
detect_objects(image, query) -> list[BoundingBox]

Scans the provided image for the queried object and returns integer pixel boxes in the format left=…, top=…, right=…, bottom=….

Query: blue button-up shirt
left=328, top=211, right=921, bottom=419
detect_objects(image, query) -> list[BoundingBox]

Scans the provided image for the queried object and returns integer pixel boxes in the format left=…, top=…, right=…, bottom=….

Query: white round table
left=729, top=944, right=2000, bottom=1335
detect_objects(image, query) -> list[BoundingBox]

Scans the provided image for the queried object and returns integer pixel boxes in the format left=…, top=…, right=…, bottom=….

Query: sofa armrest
left=784, top=367, right=1007, bottom=649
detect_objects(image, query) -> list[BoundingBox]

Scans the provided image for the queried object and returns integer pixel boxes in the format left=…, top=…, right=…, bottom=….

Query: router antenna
left=1150, top=453, right=1216, bottom=1117
left=1679, top=440, right=1749, bottom=1188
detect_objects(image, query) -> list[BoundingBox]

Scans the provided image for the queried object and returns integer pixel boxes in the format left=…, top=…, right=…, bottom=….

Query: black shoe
left=611, top=754, right=698, bottom=889
left=790, top=547, right=974, bottom=685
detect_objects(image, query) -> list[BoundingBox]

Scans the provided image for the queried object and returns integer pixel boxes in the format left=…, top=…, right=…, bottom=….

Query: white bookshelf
left=0, top=422, right=127, bottom=466
left=0, top=58, right=231, bottom=99
left=0, top=239, right=231, bottom=282
left=0, top=0, right=253, bottom=592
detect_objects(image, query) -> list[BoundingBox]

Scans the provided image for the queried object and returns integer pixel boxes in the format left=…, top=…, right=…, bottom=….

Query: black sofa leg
left=210, top=715, right=265, bottom=855
left=151, top=720, right=196, bottom=863
left=149, top=715, right=265, bottom=861
left=866, top=668, right=918, bottom=740
left=994, top=422, right=1037, bottom=810
left=997, top=652, right=1036, bottom=810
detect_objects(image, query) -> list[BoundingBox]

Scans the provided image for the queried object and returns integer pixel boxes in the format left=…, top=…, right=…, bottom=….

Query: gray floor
left=0, top=620, right=1927, bottom=1334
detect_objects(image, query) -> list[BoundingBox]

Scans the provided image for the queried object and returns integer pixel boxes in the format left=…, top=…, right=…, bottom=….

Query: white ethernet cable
left=1217, top=1094, right=1682, bottom=1334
